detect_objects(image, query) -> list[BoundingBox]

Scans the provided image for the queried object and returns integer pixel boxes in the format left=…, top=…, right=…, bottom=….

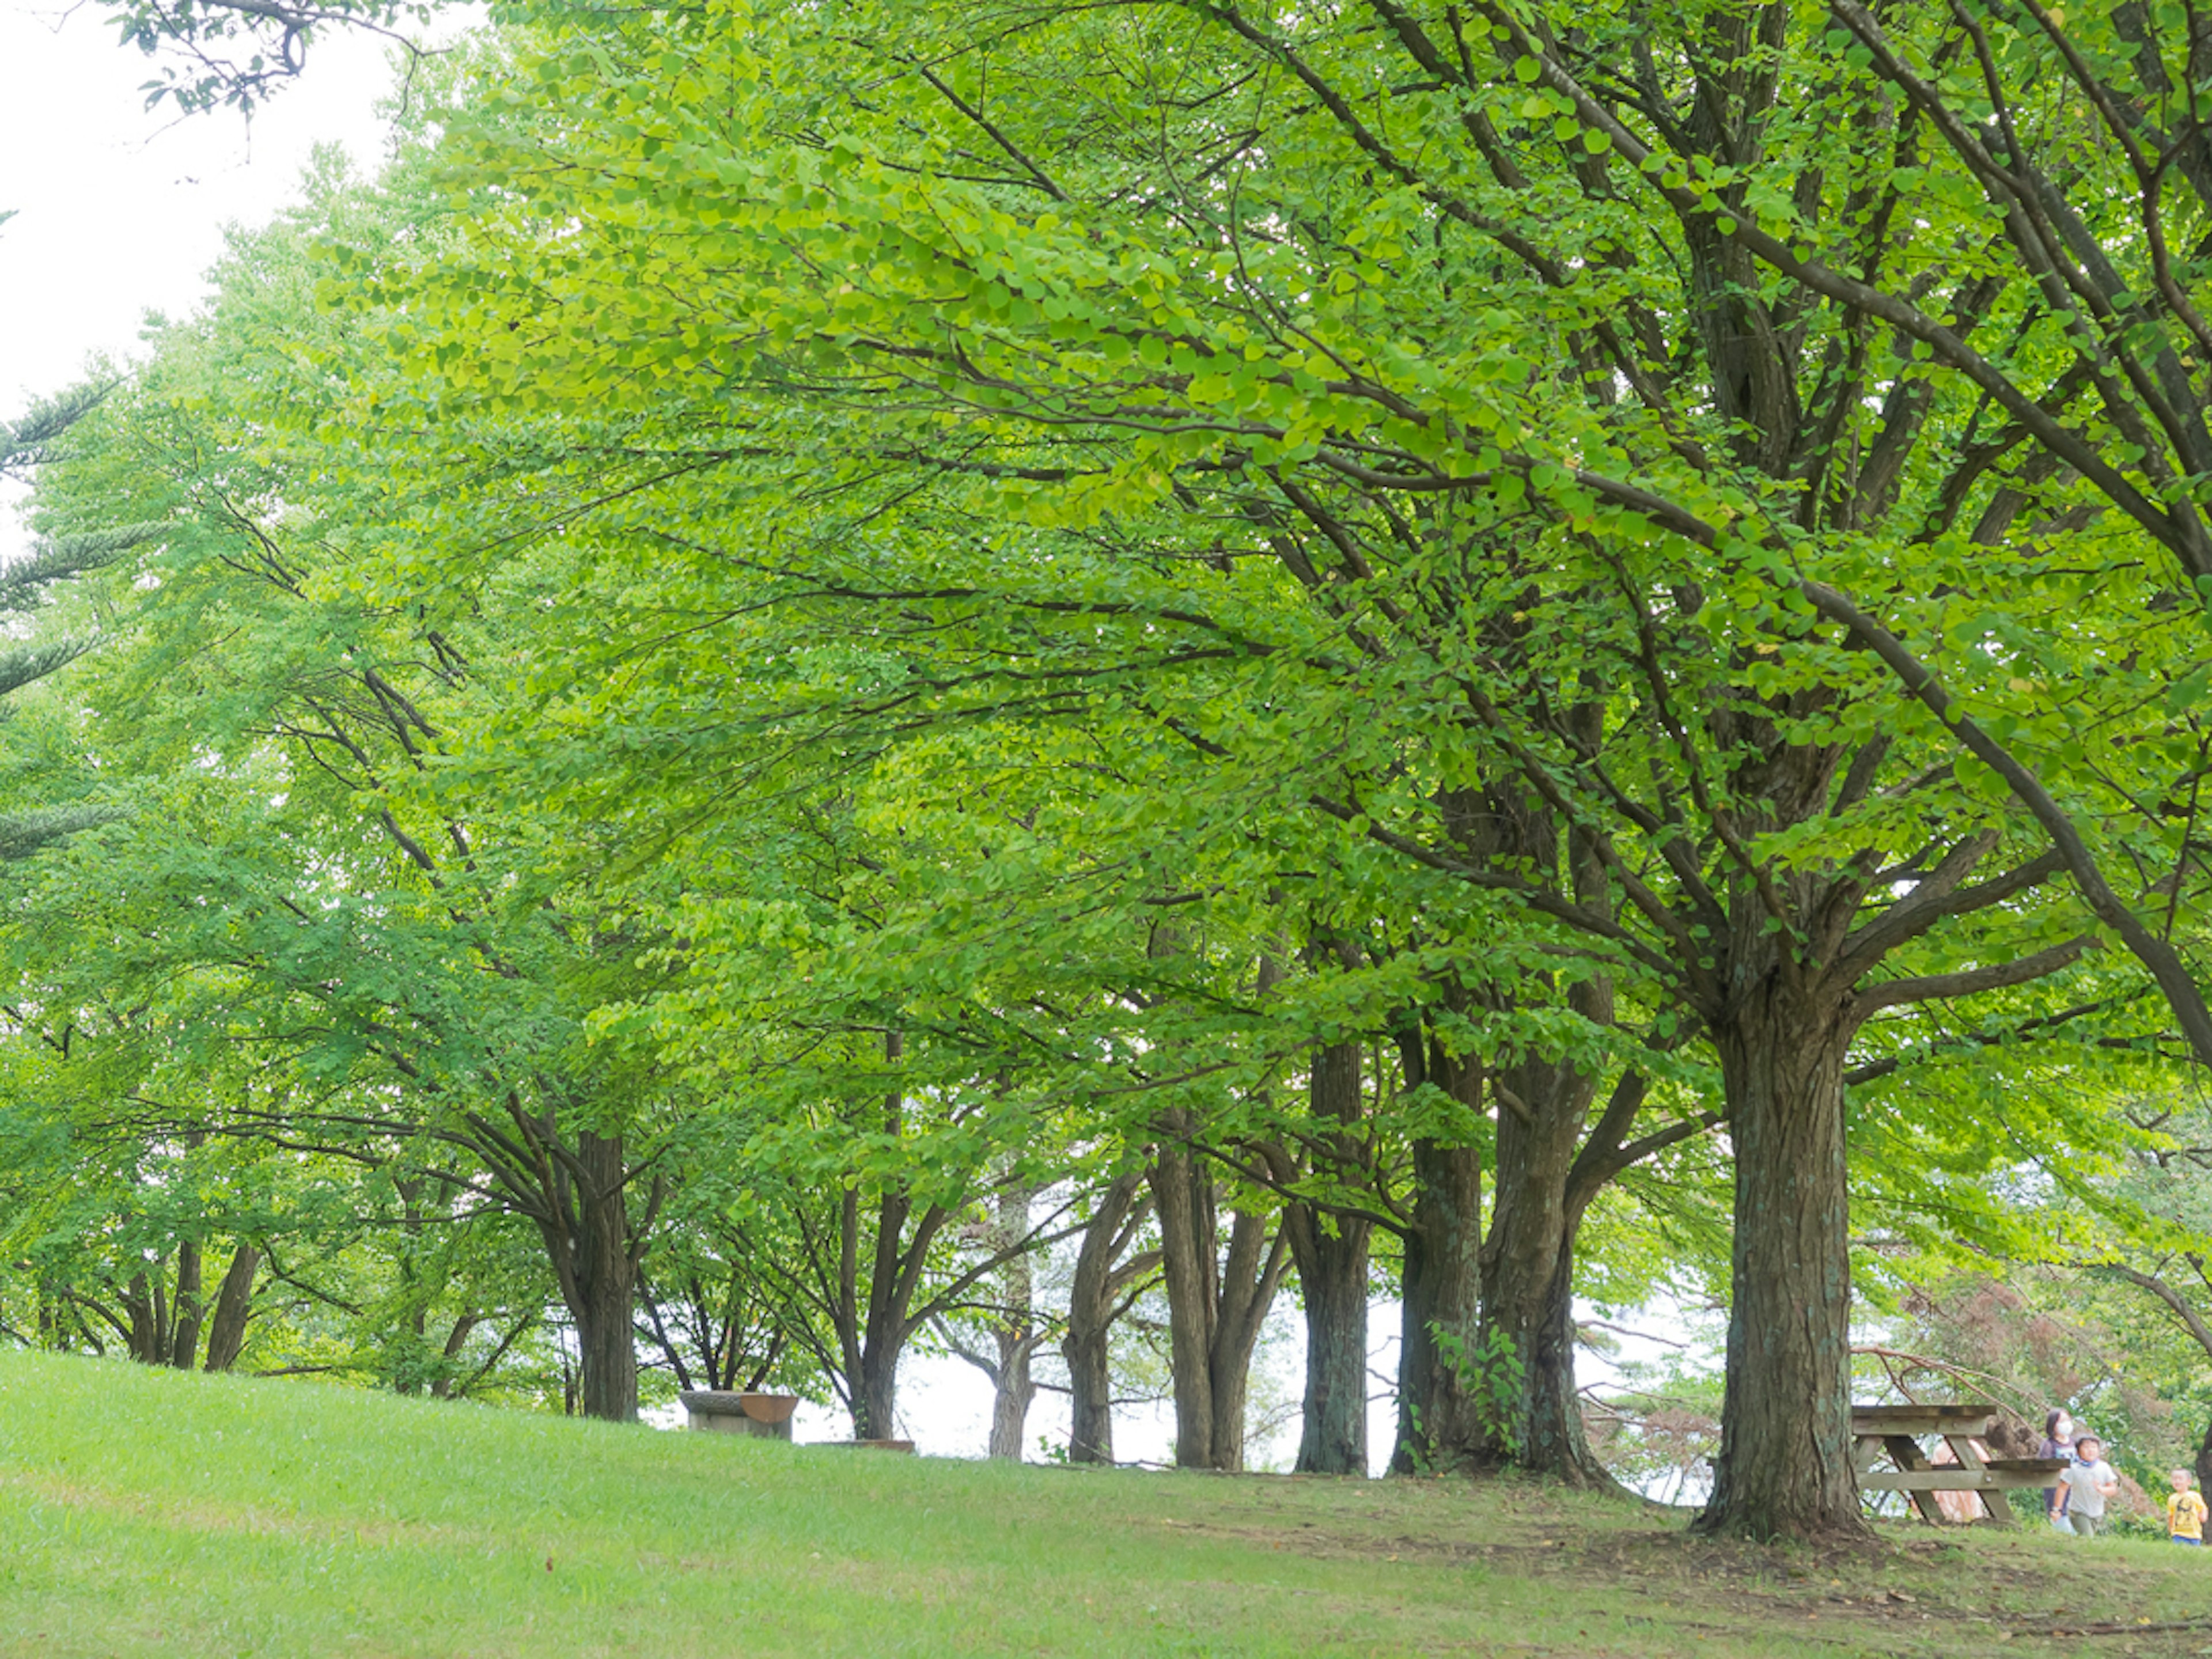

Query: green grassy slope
left=0, top=1350, right=2206, bottom=1657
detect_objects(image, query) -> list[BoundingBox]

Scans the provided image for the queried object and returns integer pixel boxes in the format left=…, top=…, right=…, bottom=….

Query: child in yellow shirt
left=2168, top=1469, right=2207, bottom=1546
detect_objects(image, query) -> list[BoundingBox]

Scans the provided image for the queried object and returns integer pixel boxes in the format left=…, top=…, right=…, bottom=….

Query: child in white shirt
left=2058, top=1435, right=2120, bottom=1538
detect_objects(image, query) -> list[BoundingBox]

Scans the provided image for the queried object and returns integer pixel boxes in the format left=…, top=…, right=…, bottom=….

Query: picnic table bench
left=1853, top=1404, right=2068, bottom=1525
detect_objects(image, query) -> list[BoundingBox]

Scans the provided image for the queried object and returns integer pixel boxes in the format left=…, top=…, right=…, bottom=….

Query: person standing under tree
left=2058, top=1436, right=2120, bottom=1539
left=2168, top=1470, right=2206, bottom=1546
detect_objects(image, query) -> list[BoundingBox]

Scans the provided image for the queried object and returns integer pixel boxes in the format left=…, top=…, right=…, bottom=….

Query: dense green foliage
left=13, top=0, right=2212, bottom=1548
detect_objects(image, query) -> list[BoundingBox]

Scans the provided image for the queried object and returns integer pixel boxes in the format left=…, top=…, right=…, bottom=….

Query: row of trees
left=7, top=0, right=2212, bottom=1538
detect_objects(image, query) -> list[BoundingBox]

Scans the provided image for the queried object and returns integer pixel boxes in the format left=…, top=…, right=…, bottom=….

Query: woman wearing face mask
left=2040, top=1410, right=2076, bottom=1530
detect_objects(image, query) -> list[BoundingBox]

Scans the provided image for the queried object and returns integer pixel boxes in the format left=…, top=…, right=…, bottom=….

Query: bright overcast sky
left=0, top=0, right=405, bottom=407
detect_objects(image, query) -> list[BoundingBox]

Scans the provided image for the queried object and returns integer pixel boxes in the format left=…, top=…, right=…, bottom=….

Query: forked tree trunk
left=1479, top=1052, right=1608, bottom=1483
left=1696, top=981, right=1863, bottom=1540
left=201, top=1244, right=259, bottom=1373
left=1063, top=1172, right=1154, bottom=1465
left=1150, top=1120, right=1288, bottom=1471
left=1286, top=1041, right=1370, bottom=1476
left=1204, top=1202, right=1275, bottom=1470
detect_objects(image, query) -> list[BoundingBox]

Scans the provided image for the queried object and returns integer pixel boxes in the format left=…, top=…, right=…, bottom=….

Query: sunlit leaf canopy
left=11, top=0, right=2212, bottom=1535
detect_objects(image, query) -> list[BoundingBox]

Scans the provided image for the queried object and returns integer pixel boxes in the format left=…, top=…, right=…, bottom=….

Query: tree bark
left=988, top=1339, right=1036, bottom=1460
left=1152, top=1123, right=1220, bottom=1468
left=1063, top=1171, right=1155, bottom=1465
left=1696, top=980, right=1864, bottom=1540
left=1392, top=1138, right=1486, bottom=1473
left=1149, top=1116, right=1288, bottom=1471
left=123, top=1269, right=168, bottom=1366
left=1207, top=1202, right=1281, bottom=1469
left=857, top=1183, right=911, bottom=1440
left=1285, top=1040, right=1370, bottom=1476
left=985, top=1183, right=1040, bottom=1460
left=1287, top=1203, right=1368, bottom=1474
left=201, top=1244, right=259, bottom=1373
left=1390, top=1017, right=1487, bottom=1475
left=1478, top=1050, right=1607, bottom=1482
left=168, top=1238, right=204, bottom=1369
left=541, top=1128, right=638, bottom=1423
left=431, top=1313, right=480, bottom=1399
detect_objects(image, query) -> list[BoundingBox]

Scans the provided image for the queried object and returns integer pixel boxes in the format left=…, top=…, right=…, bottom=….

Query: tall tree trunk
left=1391, top=1014, right=1487, bottom=1475
left=547, top=1128, right=638, bottom=1423
left=168, top=1238, right=204, bottom=1369
left=988, top=1340, right=1036, bottom=1460
left=2197, top=1412, right=2212, bottom=1501
left=1478, top=1051, right=1606, bottom=1482
left=1151, top=1123, right=1220, bottom=1468
left=986, top=1184, right=1039, bottom=1460
left=1696, top=980, right=1863, bottom=1540
left=200, top=1244, right=259, bottom=1373
left=1392, top=1138, right=1486, bottom=1473
left=1149, top=1120, right=1287, bottom=1471
left=1286, top=1040, right=1370, bottom=1476
left=1288, top=1205, right=1369, bottom=1474
left=855, top=1180, right=918, bottom=1440
left=1063, top=1171, right=1154, bottom=1465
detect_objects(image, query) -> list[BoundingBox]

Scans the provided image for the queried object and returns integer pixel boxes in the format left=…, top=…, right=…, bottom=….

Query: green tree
left=349, top=3, right=2174, bottom=1536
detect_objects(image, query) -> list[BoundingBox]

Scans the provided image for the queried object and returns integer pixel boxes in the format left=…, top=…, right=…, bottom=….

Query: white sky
left=1, top=0, right=403, bottom=407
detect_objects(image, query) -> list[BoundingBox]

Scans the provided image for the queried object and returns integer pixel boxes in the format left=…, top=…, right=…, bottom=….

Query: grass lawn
left=1, top=1351, right=2208, bottom=1657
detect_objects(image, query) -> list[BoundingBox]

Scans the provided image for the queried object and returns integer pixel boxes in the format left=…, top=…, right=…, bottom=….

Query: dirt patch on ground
left=1160, top=1479, right=2212, bottom=1657
left=0, top=1467, right=476, bottom=1554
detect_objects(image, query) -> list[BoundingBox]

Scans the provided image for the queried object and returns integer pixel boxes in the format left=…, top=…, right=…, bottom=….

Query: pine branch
left=0, top=524, right=165, bottom=612
left=0, top=805, right=124, bottom=861
left=0, top=638, right=94, bottom=699
left=0, top=385, right=111, bottom=478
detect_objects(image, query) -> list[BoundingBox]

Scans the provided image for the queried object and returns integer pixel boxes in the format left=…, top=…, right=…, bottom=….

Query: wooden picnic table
left=1852, top=1404, right=2069, bottom=1525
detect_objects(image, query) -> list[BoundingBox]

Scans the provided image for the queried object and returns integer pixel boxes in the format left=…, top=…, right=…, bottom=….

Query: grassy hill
left=0, top=1351, right=2207, bottom=1657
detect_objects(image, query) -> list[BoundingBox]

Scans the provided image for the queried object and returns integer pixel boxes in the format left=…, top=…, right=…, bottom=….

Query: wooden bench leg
left=1945, top=1434, right=2016, bottom=1527
left=1885, top=1435, right=1948, bottom=1524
